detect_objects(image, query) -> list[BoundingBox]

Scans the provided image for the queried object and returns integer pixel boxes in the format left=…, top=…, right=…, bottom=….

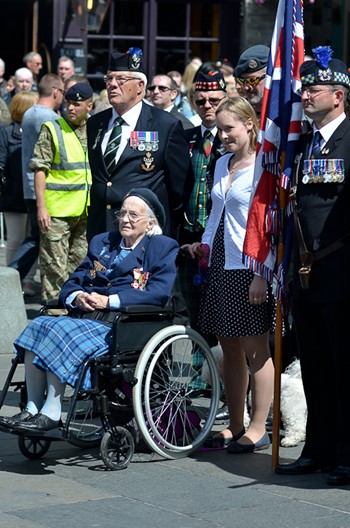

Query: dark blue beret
left=235, top=45, right=269, bottom=77
left=125, top=188, right=166, bottom=228
left=65, top=82, right=93, bottom=101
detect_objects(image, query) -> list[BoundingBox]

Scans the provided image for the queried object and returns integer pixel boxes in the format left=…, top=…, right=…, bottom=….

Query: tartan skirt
left=14, top=315, right=113, bottom=390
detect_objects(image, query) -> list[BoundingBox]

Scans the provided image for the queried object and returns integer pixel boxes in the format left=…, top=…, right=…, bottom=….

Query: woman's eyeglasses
left=116, top=210, right=147, bottom=223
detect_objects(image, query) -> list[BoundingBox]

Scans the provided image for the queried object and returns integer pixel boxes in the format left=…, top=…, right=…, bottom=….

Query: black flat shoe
left=14, top=413, right=62, bottom=432
left=0, top=410, right=34, bottom=428
left=327, top=466, right=350, bottom=486
left=204, top=428, right=245, bottom=448
left=227, top=432, right=270, bottom=454
left=275, top=456, right=324, bottom=475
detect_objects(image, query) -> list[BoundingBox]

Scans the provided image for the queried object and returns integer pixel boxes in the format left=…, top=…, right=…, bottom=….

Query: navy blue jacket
left=59, top=231, right=179, bottom=308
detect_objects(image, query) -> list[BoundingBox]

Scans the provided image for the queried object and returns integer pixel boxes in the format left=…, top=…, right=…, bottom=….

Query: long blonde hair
left=216, top=96, right=258, bottom=153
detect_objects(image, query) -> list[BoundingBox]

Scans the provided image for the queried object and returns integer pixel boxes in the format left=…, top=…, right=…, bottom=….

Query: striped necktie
left=202, top=129, right=212, bottom=158
left=311, top=131, right=322, bottom=158
left=104, top=116, right=124, bottom=173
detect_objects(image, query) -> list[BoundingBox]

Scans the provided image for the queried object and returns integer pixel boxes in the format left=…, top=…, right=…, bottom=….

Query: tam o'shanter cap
left=125, top=188, right=166, bottom=228
left=195, top=71, right=227, bottom=92
left=300, top=46, right=350, bottom=88
left=108, top=47, right=145, bottom=74
left=234, top=45, right=269, bottom=77
left=65, top=82, right=93, bottom=101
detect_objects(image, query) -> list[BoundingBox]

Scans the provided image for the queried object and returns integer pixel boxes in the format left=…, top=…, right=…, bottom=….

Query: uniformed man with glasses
left=275, top=46, right=350, bottom=487
left=234, top=45, right=269, bottom=117
left=86, top=47, right=191, bottom=243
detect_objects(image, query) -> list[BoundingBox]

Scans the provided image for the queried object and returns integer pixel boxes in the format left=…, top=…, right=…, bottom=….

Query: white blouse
left=202, top=152, right=255, bottom=269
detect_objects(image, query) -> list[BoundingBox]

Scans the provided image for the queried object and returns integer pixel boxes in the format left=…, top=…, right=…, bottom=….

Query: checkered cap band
left=195, top=81, right=221, bottom=91
left=301, top=71, right=350, bottom=88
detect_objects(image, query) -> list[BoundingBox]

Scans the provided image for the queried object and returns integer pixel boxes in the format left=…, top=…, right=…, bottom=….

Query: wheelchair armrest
left=119, top=303, right=173, bottom=315
left=41, top=299, right=62, bottom=308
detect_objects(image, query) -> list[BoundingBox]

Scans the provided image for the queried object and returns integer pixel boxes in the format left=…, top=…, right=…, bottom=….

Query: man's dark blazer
left=183, top=125, right=224, bottom=209
left=86, top=101, right=191, bottom=241
left=59, top=231, right=179, bottom=308
left=292, top=117, right=350, bottom=301
left=170, top=106, right=194, bottom=130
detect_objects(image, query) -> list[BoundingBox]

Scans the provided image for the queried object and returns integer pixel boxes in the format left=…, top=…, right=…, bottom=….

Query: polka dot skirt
left=199, top=213, right=273, bottom=337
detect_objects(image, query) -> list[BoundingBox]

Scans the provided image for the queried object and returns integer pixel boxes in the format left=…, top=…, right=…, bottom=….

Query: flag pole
left=271, top=174, right=287, bottom=470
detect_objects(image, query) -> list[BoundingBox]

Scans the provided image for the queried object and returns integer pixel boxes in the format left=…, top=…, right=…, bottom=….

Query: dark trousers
left=9, top=199, right=40, bottom=280
left=293, top=299, right=350, bottom=466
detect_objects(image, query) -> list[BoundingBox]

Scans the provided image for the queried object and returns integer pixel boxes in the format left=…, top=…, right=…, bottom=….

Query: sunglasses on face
left=194, top=97, right=225, bottom=107
left=235, top=74, right=266, bottom=87
left=147, top=85, right=172, bottom=93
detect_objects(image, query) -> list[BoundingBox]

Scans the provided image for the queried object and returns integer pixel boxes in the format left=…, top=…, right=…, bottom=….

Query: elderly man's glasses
left=148, top=85, right=172, bottom=93
left=297, top=87, right=336, bottom=98
left=116, top=210, right=148, bottom=223
left=235, top=74, right=266, bottom=87
left=194, top=97, right=225, bottom=107
left=104, top=75, right=137, bottom=85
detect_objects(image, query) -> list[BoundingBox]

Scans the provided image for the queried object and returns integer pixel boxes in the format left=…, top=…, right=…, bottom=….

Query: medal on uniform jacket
left=302, top=158, right=345, bottom=184
left=92, top=128, right=103, bottom=150
left=130, top=131, right=159, bottom=151
left=141, top=151, right=155, bottom=171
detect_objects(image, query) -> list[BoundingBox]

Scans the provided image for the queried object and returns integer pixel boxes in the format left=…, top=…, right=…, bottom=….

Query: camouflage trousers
left=40, top=215, right=88, bottom=301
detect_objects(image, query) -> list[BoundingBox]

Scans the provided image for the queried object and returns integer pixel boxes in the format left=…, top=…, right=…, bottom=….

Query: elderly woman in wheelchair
left=0, top=188, right=178, bottom=432
left=0, top=188, right=220, bottom=469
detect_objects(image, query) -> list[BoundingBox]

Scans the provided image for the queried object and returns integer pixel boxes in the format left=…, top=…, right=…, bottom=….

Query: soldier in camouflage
left=30, top=82, right=93, bottom=301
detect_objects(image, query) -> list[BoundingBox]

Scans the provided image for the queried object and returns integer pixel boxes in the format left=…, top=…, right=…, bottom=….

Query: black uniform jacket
left=292, top=117, right=350, bottom=302
left=86, top=101, right=192, bottom=241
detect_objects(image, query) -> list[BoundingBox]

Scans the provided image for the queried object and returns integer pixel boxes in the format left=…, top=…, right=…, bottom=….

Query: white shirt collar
left=200, top=124, right=217, bottom=140
left=314, top=112, right=346, bottom=144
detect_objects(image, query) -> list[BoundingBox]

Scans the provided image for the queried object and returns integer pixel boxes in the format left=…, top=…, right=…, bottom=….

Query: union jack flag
left=243, top=0, right=304, bottom=307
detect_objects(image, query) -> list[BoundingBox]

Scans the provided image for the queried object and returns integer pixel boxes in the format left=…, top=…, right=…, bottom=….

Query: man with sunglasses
left=234, top=45, right=269, bottom=116
left=86, top=48, right=191, bottom=242
left=148, top=74, right=193, bottom=130
left=275, top=47, right=350, bottom=486
left=178, top=70, right=226, bottom=402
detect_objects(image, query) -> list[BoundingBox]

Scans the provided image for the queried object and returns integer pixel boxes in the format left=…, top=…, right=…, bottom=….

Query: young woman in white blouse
left=183, top=97, right=274, bottom=453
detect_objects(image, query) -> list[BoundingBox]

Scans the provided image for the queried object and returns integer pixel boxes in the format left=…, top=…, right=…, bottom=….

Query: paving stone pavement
left=0, top=245, right=350, bottom=528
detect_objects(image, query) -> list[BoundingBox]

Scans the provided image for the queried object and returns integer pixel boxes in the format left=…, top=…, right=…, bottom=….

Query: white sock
left=24, top=351, right=46, bottom=416
left=40, top=371, right=65, bottom=421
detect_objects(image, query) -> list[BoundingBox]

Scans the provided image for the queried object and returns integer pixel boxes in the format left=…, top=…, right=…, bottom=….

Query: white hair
left=144, top=203, right=163, bottom=236
left=0, top=58, right=5, bottom=73
left=15, top=67, right=33, bottom=81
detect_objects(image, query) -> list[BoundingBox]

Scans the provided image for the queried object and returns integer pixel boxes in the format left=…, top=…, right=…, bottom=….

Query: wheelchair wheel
left=133, top=325, right=220, bottom=459
left=100, top=427, right=134, bottom=470
left=18, top=435, right=51, bottom=460
left=63, top=387, right=103, bottom=448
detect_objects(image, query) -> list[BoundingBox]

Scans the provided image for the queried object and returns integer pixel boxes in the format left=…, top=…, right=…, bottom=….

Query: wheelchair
left=0, top=301, right=220, bottom=470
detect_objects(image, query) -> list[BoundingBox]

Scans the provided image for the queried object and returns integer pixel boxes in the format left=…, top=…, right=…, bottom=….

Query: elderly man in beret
left=275, top=47, right=350, bottom=486
left=31, top=82, right=93, bottom=302
left=86, top=47, right=191, bottom=242
left=234, top=44, right=269, bottom=116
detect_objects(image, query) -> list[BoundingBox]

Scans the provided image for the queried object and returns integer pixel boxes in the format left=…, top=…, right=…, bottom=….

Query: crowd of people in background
left=1, top=42, right=350, bottom=487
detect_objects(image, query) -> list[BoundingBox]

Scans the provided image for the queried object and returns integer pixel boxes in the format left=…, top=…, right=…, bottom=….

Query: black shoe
left=14, top=413, right=62, bottom=432
left=0, top=410, right=34, bottom=428
left=227, top=432, right=270, bottom=454
left=204, top=428, right=245, bottom=448
left=327, top=466, right=350, bottom=486
left=214, top=404, right=229, bottom=425
left=275, top=456, right=324, bottom=475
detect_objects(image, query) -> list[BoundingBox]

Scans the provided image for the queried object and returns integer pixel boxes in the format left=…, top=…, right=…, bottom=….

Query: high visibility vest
left=44, top=117, right=91, bottom=217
